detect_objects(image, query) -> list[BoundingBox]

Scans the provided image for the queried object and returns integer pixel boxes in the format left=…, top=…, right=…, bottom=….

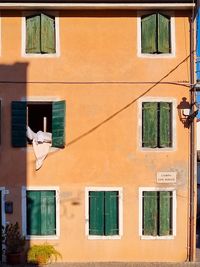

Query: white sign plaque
left=157, top=172, right=177, bottom=183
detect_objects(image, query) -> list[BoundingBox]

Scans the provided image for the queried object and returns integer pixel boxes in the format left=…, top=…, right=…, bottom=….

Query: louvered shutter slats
left=52, top=100, right=66, bottom=148
left=26, top=15, right=41, bottom=53
left=158, top=14, right=171, bottom=53
left=159, top=102, right=171, bottom=147
left=89, top=191, right=104, bottom=235
left=143, top=191, right=157, bottom=236
left=41, top=13, right=56, bottom=53
left=141, top=14, right=157, bottom=53
left=105, top=191, right=119, bottom=235
left=142, top=102, right=158, bottom=148
left=12, top=101, right=27, bottom=147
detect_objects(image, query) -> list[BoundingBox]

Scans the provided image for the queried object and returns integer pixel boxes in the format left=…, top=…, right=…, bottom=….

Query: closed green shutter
left=159, top=192, right=171, bottom=236
left=141, top=14, right=157, bottom=53
left=52, top=100, right=66, bottom=148
left=41, top=13, right=56, bottom=53
left=143, top=191, right=157, bottom=236
left=27, top=191, right=41, bottom=235
left=159, top=102, right=171, bottom=147
left=142, top=102, right=158, bottom=148
left=26, top=15, right=41, bottom=53
left=41, top=191, right=56, bottom=235
left=89, top=191, right=104, bottom=235
left=12, top=101, right=27, bottom=147
left=105, top=191, right=119, bottom=235
left=158, top=13, right=170, bottom=53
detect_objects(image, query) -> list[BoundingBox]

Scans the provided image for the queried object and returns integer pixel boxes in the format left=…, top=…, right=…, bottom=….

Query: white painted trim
left=21, top=186, right=60, bottom=240
left=137, top=97, right=177, bottom=151
left=137, top=11, right=176, bottom=58
left=85, top=186, right=123, bottom=240
left=138, top=187, right=176, bottom=240
left=21, top=96, right=60, bottom=101
left=0, top=187, right=6, bottom=228
left=21, top=11, right=60, bottom=58
left=0, top=3, right=195, bottom=10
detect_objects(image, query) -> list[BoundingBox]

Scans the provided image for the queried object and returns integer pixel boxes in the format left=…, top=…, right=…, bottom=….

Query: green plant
left=27, top=243, right=62, bottom=265
left=2, top=222, right=25, bottom=254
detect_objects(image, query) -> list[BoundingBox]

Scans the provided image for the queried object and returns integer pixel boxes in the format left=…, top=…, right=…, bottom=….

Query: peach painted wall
left=0, top=9, right=192, bottom=262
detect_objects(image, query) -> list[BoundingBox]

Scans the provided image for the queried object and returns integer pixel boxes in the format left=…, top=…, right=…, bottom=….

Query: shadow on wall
left=0, top=62, right=29, bottom=263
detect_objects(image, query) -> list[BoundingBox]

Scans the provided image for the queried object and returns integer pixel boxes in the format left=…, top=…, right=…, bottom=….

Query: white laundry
left=33, top=140, right=51, bottom=170
left=26, top=126, right=52, bottom=170
left=26, top=126, right=37, bottom=140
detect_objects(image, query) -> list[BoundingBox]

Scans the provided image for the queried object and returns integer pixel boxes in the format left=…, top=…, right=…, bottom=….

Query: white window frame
left=85, top=187, right=123, bottom=240
left=21, top=11, right=60, bottom=57
left=138, top=97, right=177, bottom=151
left=20, top=96, right=61, bottom=152
left=21, top=186, right=60, bottom=240
left=139, top=187, right=176, bottom=240
left=0, top=187, right=6, bottom=228
left=137, top=11, right=175, bottom=58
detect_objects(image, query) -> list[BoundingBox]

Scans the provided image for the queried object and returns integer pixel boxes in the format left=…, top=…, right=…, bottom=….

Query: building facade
left=0, top=0, right=197, bottom=262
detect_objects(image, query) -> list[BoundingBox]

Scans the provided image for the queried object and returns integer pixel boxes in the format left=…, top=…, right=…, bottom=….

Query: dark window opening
left=27, top=102, right=52, bottom=133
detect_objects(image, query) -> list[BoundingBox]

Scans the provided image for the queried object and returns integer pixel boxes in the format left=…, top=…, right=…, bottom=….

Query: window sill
left=87, top=235, right=122, bottom=240
left=140, top=147, right=175, bottom=152
left=26, top=235, right=59, bottom=240
left=140, top=235, right=174, bottom=240
left=22, top=146, right=60, bottom=153
left=22, top=53, right=60, bottom=58
left=137, top=53, right=175, bottom=59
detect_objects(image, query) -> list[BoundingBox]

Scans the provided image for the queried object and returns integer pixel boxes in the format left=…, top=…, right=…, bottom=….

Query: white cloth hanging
left=26, top=126, right=52, bottom=170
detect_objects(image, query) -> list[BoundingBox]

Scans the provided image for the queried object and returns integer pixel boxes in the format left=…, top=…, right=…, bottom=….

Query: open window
left=27, top=102, right=52, bottom=133
left=11, top=100, right=65, bottom=148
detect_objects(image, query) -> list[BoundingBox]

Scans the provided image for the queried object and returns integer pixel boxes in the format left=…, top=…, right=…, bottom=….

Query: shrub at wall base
left=27, top=243, right=62, bottom=265
left=2, top=222, right=25, bottom=264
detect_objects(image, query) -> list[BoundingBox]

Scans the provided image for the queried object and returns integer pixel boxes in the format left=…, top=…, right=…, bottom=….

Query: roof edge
left=0, top=2, right=195, bottom=10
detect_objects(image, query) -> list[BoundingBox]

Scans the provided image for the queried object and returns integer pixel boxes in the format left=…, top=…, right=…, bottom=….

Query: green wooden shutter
left=52, top=100, right=66, bottom=148
left=159, top=191, right=171, bottom=236
left=142, top=102, right=158, bottom=148
left=26, top=15, right=41, bottom=53
left=41, top=13, right=56, bottom=54
left=41, top=191, right=56, bottom=235
left=158, top=13, right=170, bottom=53
left=143, top=191, right=157, bottom=236
left=27, top=191, right=41, bottom=235
left=89, top=191, right=104, bottom=235
left=105, top=191, right=119, bottom=235
left=141, top=14, right=157, bottom=53
left=12, top=101, right=27, bottom=147
left=159, top=102, right=171, bottom=147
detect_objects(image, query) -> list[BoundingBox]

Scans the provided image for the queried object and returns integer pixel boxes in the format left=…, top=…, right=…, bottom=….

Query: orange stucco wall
left=0, top=9, right=193, bottom=262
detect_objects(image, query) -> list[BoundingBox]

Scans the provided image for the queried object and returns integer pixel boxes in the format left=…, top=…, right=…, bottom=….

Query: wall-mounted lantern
left=177, top=97, right=199, bottom=127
